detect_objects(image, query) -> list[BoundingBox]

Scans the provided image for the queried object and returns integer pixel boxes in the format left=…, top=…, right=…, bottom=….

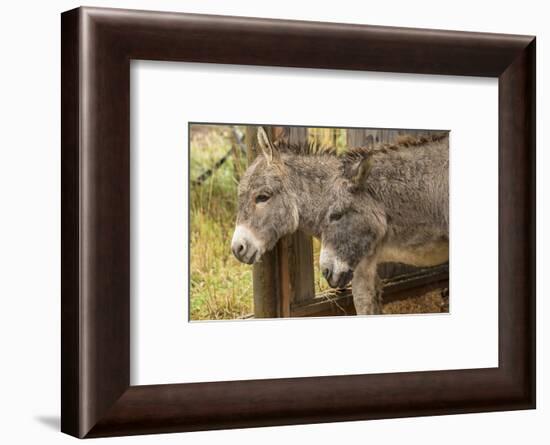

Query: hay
left=383, top=289, right=449, bottom=315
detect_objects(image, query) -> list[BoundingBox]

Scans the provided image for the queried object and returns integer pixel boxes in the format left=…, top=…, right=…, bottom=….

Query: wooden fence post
left=247, top=126, right=281, bottom=318
left=347, top=128, right=376, bottom=149
left=247, top=126, right=316, bottom=318
left=282, top=127, right=315, bottom=316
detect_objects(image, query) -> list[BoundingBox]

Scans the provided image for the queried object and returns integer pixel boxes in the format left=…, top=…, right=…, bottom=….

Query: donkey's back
left=367, top=135, right=449, bottom=267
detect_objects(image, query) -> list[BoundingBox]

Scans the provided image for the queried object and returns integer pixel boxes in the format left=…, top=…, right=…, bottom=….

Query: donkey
left=231, top=128, right=342, bottom=264
left=231, top=128, right=448, bottom=315
left=319, top=134, right=449, bottom=314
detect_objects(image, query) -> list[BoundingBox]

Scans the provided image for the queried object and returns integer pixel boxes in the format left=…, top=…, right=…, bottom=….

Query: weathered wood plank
left=247, top=126, right=281, bottom=318
left=278, top=237, right=291, bottom=318
left=287, top=230, right=316, bottom=305
left=249, top=125, right=315, bottom=318
left=283, top=127, right=316, bottom=310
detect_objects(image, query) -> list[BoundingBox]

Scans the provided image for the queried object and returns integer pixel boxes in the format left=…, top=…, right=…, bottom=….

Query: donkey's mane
left=342, top=132, right=449, bottom=163
left=274, top=131, right=449, bottom=176
left=339, top=132, right=449, bottom=182
left=273, top=139, right=337, bottom=157
left=270, top=132, right=448, bottom=165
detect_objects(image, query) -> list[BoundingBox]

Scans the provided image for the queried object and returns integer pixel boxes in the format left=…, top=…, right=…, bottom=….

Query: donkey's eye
left=329, top=212, right=343, bottom=222
left=255, top=194, right=271, bottom=204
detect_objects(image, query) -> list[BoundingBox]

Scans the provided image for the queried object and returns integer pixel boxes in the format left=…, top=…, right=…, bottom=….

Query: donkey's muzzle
left=232, top=239, right=253, bottom=263
left=232, top=239, right=247, bottom=259
left=231, top=239, right=259, bottom=265
left=324, top=268, right=354, bottom=289
left=231, top=224, right=265, bottom=265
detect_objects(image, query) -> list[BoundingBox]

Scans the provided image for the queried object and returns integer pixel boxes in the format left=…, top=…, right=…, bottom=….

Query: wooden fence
left=245, top=126, right=448, bottom=318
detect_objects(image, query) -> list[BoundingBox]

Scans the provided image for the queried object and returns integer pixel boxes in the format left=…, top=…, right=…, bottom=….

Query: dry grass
left=383, top=289, right=449, bottom=314
left=190, top=125, right=254, bottom=320
left=312, top=238, right=331, bottom=294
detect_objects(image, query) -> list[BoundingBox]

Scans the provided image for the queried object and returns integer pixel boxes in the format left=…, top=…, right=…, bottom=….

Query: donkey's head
left=319, top=156, right=386, bottom=288
left=231, top=128, right=299, bottom=264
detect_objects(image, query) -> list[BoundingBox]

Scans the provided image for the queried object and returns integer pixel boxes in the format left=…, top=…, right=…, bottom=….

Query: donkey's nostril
left=322, top=268, right=331, bottom=281
left=232, top=240, right=248, bottom=260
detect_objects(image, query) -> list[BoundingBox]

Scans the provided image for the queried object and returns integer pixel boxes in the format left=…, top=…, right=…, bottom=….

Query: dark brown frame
left=61, top=7, right=536, bottom=438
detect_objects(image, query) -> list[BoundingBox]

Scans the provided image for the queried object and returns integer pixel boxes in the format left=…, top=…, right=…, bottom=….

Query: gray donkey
left=231, top=128, right=448, bottom=315
left=319, top=134, right=449, bottom=314
left=231, top=128, right=341, bottom=263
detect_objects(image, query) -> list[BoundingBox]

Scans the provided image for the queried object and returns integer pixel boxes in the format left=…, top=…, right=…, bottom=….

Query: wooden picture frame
left=61, top=7, right=536, bottom=438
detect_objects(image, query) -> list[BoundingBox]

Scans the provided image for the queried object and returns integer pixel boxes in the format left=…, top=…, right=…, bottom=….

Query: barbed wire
left=191, top=126, right=247, bottom=186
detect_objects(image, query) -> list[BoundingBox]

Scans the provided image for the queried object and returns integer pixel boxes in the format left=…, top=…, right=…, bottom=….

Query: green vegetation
left=190, top=125, right=253, bottom=320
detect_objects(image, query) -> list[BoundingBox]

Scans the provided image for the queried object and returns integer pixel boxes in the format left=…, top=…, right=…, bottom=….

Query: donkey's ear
left=349, top=157, right=373, bottom=189
left=257, top=127, right=279, bottom=163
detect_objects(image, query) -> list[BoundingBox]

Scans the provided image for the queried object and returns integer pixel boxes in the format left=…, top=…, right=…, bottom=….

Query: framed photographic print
left=61, top=6, right=536, bottom=438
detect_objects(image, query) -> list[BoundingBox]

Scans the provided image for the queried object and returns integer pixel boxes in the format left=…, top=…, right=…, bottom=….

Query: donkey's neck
left=283, top=153, right=340, bottom=238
